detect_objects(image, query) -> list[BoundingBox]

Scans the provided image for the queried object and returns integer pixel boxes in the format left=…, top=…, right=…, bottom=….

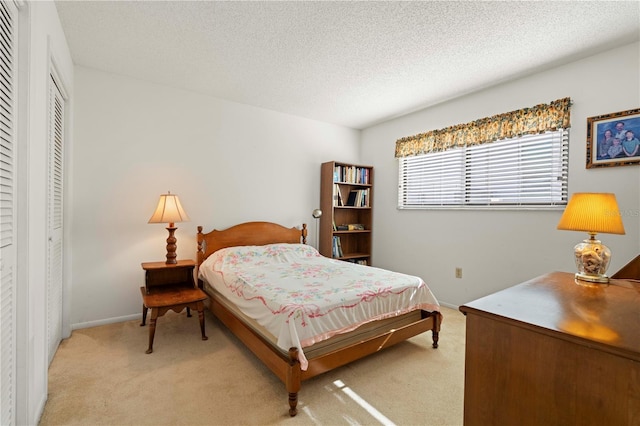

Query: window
left=398, top=129, right=568, bottom=209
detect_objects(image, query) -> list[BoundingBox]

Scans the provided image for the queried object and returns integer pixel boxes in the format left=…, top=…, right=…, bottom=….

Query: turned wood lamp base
left=165, top=223, right=178, bottom=265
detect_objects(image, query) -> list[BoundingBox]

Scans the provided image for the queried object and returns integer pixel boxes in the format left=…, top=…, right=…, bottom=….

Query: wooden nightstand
left=140, top=259, right=208, bottom=354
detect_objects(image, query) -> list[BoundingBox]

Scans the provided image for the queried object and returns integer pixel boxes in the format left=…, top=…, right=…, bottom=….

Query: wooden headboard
left=197, top=221, right=307, bottom=266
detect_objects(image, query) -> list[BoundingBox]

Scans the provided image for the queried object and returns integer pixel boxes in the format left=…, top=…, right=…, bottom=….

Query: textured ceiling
left=55, top=1, right=640, bottom=129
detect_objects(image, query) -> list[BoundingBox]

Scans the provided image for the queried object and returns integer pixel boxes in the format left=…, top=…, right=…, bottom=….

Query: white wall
left=361, top=42, right=640, bottom=308
left=69, top=66, right=360, bottom=327
left=18, top=2, right=74, bottom=425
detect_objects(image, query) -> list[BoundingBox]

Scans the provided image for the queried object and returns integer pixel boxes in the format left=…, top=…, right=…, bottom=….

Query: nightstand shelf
left=141, top=259, right=197, bottom=291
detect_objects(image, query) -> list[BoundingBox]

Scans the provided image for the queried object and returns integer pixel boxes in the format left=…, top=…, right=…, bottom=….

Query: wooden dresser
left=459, top=271, right=640, bottom=426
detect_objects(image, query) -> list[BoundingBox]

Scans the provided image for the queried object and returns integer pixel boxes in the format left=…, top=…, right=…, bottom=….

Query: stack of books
left=333, top=184, right=344, bottom=206
left=345, top=189, right=369, bottom=207
left=333, top=165, right=370, bottom=184
left=336, top=224, right=365, bottom=231
left=332, top=236, right=343, bottom=258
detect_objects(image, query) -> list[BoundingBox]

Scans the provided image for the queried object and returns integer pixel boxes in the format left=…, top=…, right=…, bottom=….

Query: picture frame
left=586, top=107, right=640, bottom=168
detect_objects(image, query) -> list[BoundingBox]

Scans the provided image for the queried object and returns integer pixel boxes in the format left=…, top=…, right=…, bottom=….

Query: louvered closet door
left=0, top=1, right=18, bottom=424
left=47, top=74, right=64, bottom=365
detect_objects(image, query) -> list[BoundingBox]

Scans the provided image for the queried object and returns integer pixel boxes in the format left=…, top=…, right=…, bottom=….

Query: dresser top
left=460, top=271, right=640, bottom=360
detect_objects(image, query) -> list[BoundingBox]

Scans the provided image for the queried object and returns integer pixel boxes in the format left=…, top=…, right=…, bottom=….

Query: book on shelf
left=346, top=190, right=358, bottom=206
left=333, top=184, right=344, bottom=206
left=332, top=236, right=344, bottom=258
left=334, top=165, right=343, bottom=183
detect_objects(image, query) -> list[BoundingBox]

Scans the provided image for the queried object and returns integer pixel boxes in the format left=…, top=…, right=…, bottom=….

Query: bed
left=196, top=221, right=442, bottom=416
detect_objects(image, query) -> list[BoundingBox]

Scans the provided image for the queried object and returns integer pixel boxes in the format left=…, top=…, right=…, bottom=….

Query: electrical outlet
left=455, top=267, right=462, bottom=279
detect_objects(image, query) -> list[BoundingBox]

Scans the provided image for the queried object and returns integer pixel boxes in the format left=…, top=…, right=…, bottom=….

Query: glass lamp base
left=573, top=236, right=611, bottom=284
left=574, top=272, right=609, bottom=284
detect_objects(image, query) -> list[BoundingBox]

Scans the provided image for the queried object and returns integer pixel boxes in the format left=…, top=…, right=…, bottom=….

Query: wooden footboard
left=209, top=293, right=441, bottom=416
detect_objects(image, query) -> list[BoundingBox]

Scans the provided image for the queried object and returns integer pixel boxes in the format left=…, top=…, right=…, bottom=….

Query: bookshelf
left=319, top=161, right=373, bottom=265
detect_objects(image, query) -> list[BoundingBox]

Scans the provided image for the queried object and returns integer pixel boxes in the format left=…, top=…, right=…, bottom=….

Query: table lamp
left=148, top=191, right=190, bottom=264
left=557, top=192, right=625, bottom=283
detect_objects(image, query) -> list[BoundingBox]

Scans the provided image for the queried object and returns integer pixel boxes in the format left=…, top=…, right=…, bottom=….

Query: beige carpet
left=39, top=306, right=465, bottom=426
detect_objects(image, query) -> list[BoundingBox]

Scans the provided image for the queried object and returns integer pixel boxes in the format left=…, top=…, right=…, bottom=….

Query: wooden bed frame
left=196, top=221, right=442, bottom=416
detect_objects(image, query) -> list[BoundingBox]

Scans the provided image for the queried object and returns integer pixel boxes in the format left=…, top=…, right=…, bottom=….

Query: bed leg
left=431, top=311, right=443, bottom=348
left=287, top=347, right=301, bottom=417
left=288, top=392, right=298, bottom=417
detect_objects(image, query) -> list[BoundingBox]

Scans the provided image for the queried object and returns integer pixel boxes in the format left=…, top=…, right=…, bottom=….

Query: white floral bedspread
left=198, top=243, right=439, bottom=370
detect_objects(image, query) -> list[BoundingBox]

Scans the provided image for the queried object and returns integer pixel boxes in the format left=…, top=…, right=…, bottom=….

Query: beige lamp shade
left=557, top=193, right=625, bottom=235
left=148, top=192, right=190, bottom=226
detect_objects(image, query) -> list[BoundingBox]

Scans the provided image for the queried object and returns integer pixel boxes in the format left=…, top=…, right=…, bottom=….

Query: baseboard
left=438, top=301, right=459, bottom=310
left=71, top=313, right=140, bottom=331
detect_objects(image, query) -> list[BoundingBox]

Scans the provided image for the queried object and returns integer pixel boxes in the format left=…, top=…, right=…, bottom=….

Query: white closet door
left=47, top=74, right=64, bottom=365
left=0, top=1, right=18, bottom=424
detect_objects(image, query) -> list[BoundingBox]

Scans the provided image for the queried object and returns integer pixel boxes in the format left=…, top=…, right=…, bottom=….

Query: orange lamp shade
left=557, top=193, right=625, bottom=235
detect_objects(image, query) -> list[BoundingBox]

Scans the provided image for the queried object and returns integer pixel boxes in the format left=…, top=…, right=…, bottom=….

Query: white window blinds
left=398, top=130, right=569, bottom=209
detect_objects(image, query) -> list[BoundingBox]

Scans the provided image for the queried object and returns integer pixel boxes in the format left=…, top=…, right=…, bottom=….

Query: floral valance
left=394, top=97, right=572, bottom=158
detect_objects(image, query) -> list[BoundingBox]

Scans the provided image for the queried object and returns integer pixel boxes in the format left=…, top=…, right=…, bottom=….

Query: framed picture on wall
left=586, top=107, right=640, bottom=168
